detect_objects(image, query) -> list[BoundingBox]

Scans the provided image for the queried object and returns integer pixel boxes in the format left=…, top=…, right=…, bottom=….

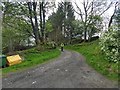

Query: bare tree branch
left=99, top=2, right=113, bottom=16
left=74, top=2, right=84, bottom=22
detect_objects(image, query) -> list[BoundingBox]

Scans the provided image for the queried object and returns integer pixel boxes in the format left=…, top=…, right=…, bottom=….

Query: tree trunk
left=84, top=25, right=87, bottom=42
left=39, top=2, right=43, bottom=42
left=84, top=31, right=87, bottom=42
left=108, top=14, right=114, bottom=29
left=28, top=2, right=40, bottom=45
left=39, top=2, right=46, bottom=44
left=43, top=5, right=46, bottom=43
left=88, top=30, right=92, bottom=42
left=33, top=2, right=40, bottom=45
left=8, top=37, right=13, bottom=53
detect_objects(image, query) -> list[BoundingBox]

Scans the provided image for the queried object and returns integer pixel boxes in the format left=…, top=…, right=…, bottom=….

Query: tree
left=114, top=6, right=120, bottom=50
left=27, top=1, right=55, bottom=44
left=72, top=20, right=84, bottom=37
left=2, top=2, right=32, bottom=53
left=65, top=2, right=75, bottom=44
left=47, top=2, right=75, bottom=44
left=108, top=2, right=119, bottom=28
left=27, top=2, right=40, bottom=45
left=39, top=2, right=47, bottom=43
left=114, top=7, right=120, bottom=28
left=74, top=0, right=113, bottom=41
left=100, top=3, right=120, bottom=63
left=2, top=1, right=55, bottom=53
left=47, top=3, right=65, bottom=43
left=87, top=15, right=102, bottom=41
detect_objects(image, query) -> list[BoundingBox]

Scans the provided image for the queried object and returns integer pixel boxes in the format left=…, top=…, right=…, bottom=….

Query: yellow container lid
left=7, top=55, right=22, bottom=66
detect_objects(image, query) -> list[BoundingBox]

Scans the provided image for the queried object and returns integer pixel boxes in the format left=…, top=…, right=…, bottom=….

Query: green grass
left=65, top=40, right=118, bottom=81
left=2, top=48, right=61, bottom=75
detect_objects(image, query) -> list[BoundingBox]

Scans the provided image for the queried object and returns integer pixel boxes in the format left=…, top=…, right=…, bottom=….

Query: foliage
left=48, top=3, right=65, bottom=29
left=65, top=40, right=118, bottom=80
left=46, top=20, right=54, bottom=33
left=72, top=20, right=84, bottom=37
left=65, top=2, right=75, bottom=32
left=87, top=15, right=103, bottom=35
left=100, top=8, right=120, bottom=63
left=47, top=2, right=75, bottom=44
left=2, top=2, right=33, bottom=53
left=100, top=26, right=119, bottom=63
left=114, top=8, right=120, bottom=28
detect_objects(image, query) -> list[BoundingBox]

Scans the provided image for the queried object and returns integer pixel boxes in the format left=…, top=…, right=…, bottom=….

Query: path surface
left=2, top=50, right=118, bottom=88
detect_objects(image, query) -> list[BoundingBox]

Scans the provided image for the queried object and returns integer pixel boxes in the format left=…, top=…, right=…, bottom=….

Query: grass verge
left=2, top=48, right=61, bottom=75
left=65, top=40, right=118, bottom=81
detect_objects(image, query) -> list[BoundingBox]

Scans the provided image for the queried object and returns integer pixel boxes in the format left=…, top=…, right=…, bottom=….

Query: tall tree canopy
left=47, top=2, right=75, bottom=44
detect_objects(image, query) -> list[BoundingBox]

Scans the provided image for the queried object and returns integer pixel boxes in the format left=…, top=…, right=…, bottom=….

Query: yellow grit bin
left=7, top=55, right=22, bottom=66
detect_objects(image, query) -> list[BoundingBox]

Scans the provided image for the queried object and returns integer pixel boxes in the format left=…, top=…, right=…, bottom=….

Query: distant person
left=60, top=43, right=64, bottom=52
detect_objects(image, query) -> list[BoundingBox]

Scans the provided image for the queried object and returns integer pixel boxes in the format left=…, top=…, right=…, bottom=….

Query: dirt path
left=2, top=50, right=118, bottom=88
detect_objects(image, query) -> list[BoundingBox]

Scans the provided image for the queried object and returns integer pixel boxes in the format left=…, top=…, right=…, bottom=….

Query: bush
left=100, top=26, right=119, bottom=63
left=45, top=41, right=57, bottom=49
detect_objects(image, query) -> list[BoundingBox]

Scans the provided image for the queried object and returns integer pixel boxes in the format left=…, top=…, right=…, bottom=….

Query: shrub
left=100, top=26, right=119, bottom=63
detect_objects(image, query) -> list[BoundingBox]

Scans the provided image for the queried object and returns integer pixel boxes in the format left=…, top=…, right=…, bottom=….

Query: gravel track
left=2, top=50, right=118, bottom=88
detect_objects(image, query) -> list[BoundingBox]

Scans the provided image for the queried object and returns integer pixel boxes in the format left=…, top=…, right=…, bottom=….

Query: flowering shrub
left=100, top=26, right=119, bottom=63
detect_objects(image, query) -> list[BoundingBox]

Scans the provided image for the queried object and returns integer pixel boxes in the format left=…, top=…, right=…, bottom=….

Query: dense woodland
left=1, top=0, right=120, bottom=62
